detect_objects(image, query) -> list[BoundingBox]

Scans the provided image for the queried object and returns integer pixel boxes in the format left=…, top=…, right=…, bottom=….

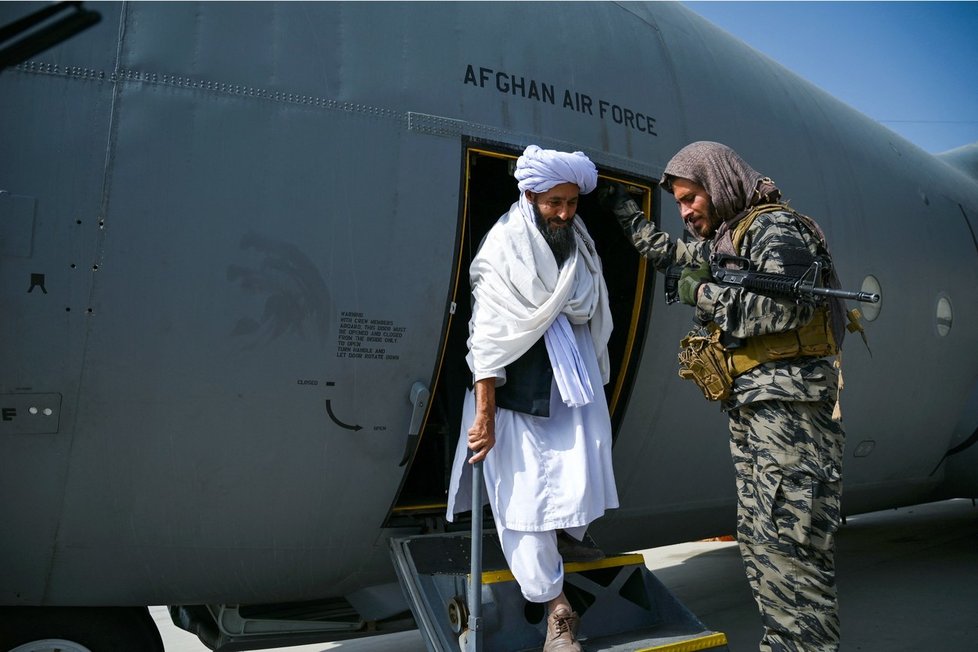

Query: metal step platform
left=391, top=531, right=729, bottom=652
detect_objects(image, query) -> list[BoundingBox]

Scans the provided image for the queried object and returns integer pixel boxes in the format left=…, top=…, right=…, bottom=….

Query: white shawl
left=546, top=313, right=594, bottom=407
left=466, top=195, right=613, bottom=386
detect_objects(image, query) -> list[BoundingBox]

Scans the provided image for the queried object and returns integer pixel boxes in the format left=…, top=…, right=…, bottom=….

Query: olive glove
left=597, top=183, right=643, bottom=222
left=678, top=265, right=712, bottom=306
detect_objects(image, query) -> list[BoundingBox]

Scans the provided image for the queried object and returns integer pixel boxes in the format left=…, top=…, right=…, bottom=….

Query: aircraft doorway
left=388, top=146, right=656, bottom=527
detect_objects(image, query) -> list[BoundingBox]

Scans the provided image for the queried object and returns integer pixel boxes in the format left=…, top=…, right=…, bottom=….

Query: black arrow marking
left=325, top=399, right=362, bottom=431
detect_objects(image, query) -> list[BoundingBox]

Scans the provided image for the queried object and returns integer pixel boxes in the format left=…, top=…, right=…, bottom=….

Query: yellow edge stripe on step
left=634, top=632, right=729, bottom=652
left=478, top=553, right=646, bottom=585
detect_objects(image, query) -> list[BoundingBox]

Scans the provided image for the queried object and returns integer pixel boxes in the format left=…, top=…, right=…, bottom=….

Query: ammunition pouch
left=677, top=307, right=837, bottom=401
left=727, top=306, right=837, bottom=377
left=677, top=323, right=734, bottom=401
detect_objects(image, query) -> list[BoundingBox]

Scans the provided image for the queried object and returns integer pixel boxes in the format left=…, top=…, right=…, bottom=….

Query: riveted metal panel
left=0, top=394, right=62, bottom=435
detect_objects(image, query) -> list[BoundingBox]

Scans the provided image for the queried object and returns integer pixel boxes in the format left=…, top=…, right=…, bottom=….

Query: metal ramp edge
left=390, top=531, right=728, bottom=652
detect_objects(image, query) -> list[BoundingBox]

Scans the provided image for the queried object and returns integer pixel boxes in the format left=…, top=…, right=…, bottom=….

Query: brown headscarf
left=661, top=141, right=847, bottom=347
left=660, top=141, right=781, bottom=240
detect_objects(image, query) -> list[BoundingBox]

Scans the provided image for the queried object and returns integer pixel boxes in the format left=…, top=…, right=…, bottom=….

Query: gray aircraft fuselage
left=1, top=0, right=977, bottom=648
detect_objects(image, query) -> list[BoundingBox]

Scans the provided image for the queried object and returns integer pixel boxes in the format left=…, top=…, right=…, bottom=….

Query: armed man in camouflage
left=606, top=141, right=845, bottom=651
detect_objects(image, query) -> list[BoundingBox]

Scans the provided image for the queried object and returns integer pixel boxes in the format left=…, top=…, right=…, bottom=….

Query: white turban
left=514, top=145, right=598, bottom=195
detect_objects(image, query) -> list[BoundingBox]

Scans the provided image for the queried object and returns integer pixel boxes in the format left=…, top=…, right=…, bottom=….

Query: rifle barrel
left=718, top=270, right=880, bottom=304
left=811, top=286, right=880, bottom=303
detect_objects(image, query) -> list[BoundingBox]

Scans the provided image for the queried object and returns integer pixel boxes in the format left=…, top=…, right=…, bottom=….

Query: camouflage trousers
left=728, top=398, right=844, bottom=652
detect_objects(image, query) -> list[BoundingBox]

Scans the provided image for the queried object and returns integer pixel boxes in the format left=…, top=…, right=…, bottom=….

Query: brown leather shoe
left=543, top=606, right=582, bottom=652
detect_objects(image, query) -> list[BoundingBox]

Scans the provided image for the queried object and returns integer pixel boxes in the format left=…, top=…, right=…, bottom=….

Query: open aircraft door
left=386, top=146, right=729, bottom=651
left=388, top=144, right=658, bottom=526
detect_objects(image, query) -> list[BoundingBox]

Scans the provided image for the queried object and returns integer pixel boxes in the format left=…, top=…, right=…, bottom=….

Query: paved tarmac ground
left=153, top=498, right=978, bottom=652
left=643, top=498, right=978, bottom=651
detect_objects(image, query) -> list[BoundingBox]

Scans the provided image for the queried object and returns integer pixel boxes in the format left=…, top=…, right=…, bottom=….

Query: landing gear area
left=0, top=606, right=163, bottom=652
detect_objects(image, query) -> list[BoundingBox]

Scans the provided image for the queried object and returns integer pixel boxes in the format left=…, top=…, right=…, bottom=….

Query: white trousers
left=496, top=521, right=587, bottom=603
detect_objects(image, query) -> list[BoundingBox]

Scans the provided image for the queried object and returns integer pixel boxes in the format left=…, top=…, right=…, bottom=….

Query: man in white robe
left=446, top=145, right=619, bottom=652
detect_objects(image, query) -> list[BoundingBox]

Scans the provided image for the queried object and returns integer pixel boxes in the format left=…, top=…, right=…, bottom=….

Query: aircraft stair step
left=390, top=531, right=728, bottom=652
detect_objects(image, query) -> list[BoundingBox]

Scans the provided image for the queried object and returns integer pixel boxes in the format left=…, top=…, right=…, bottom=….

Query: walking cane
left=459, top=456, right=483, bottom=652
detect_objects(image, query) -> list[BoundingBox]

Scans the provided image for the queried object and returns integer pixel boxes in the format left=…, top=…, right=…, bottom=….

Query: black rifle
left=664, top=253, right=880, bottom=305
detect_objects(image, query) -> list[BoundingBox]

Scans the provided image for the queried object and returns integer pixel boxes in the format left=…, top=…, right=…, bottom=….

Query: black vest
left=494, top=337, right=553, bottom=417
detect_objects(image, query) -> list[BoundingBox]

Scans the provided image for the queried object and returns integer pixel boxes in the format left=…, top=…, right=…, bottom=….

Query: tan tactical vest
left=721, top=205, right=837, bottom=378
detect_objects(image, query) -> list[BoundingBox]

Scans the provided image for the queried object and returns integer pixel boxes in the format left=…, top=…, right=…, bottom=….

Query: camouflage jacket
left=617, top=207, right=839, bottom=408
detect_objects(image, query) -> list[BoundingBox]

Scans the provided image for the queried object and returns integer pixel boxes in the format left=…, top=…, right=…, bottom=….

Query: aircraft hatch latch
left=400, top=382, right=430, bottom=466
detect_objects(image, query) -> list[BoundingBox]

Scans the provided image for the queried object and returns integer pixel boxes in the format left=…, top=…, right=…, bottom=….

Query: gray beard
left=533, top=205, right=576, bottom=267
